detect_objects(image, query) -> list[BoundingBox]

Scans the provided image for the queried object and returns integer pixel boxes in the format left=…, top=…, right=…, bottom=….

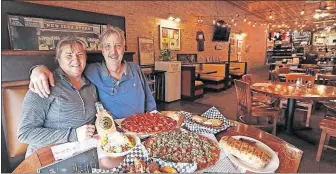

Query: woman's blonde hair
left=55, top=37, right=88, bottom=60
left=99, top=25, right=125, bottom=48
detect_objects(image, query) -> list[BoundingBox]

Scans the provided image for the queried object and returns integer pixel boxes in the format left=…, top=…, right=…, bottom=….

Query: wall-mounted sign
left=138, top=37, right=155, bottom=66
left=292, top=31, right=311, bottom=46
left=7, top=15, right=106, bottom=51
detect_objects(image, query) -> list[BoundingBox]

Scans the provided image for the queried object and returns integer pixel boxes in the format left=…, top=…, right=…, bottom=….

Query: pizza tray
left=182, top=106, right=234, bottom=134
left=92, top=144, right=197, bottom=173
left=115, top=111, right=185, bottom=139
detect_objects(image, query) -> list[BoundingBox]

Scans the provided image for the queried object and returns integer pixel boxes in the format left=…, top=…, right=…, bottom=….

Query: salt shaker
left=296, top=78, right=301, bottom=88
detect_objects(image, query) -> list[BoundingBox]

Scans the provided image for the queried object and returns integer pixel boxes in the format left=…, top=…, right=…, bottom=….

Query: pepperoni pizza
left=120, top=113, right=177, bottom=134
left=144, top=129, right=220, bottom=170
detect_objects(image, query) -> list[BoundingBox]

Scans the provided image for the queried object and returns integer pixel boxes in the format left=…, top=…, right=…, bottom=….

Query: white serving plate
left=97, top=132, right=141, bottom=157
left=222, top=136, right=279, bottom=173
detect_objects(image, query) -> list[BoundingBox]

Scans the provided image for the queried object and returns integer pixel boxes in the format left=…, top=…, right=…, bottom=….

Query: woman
left=17, top=37, right=98, bottom=158
left=28, top=26, right=156, bottom=119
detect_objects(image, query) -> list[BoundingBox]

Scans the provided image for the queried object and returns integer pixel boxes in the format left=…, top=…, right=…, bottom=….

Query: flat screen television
left=212, top=20, right=231, bottom=42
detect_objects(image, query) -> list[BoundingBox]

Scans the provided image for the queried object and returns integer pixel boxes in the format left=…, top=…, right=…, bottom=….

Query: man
left=29, top=26, right=156, bottom=119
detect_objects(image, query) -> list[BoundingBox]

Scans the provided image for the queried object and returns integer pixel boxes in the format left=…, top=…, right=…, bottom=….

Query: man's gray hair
left=99, top=25, right=125, bottom=47
left=55, top=37, right=87, bottom=60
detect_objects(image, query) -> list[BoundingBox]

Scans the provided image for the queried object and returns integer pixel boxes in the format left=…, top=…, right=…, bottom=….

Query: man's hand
left=29, top=66, right=55, bottom=98
left=76, top=124, right=96, bottom=141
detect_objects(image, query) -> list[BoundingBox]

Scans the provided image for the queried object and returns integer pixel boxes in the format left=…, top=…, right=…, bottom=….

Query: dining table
left=195, top=70, right=217, bottom=79
left=13, top=121, right=303, bottom=173
left=251, top=82, right=336, bottom=142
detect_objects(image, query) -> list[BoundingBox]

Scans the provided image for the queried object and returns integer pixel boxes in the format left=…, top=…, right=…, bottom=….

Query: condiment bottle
left=95, top=102, right=116, bottom=138
left=296, top=78, right=301, bottom=88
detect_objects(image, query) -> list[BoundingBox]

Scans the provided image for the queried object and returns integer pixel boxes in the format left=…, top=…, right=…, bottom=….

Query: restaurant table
left=195, top=70, right=217, bottom=79
left=229, top=67, right=240, bottom=70
left=251, top=82, right=336, bottom=141
left=13, top=121, right=303, bottom=173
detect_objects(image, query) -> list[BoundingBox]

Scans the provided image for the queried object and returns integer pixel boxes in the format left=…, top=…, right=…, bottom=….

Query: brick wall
left=27, top=1, right=267, bottom=69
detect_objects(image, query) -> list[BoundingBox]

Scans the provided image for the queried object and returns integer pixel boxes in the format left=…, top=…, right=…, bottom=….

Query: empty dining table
left=251, top=82, right=336, bottom=142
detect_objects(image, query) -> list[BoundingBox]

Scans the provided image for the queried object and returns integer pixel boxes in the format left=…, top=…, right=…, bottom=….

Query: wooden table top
left=230, top=67, right=240, bottom=70
left=251, top=82, right=336, bottom=100
left=195, top=70, right=217, bottom=74
left=13, top=121, right=303, bottom=173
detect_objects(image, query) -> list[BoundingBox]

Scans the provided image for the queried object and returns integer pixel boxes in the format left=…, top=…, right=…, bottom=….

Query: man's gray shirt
left=17, top=68, right=98, bottom=157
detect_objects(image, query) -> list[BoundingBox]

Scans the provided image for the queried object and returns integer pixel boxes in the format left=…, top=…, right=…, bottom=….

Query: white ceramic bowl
left=98, top=132, right=140, bottom=157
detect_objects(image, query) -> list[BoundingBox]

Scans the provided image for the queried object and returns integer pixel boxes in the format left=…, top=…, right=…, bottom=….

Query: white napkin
left=51, top=138, right=98, bottom=160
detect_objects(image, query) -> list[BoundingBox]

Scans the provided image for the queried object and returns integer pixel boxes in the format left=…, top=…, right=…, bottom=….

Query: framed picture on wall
left=138, top=37, right=155, bottom=66
left=159, top=26, right=180, bottom=50
left=7, top=14, right=105, bottom=51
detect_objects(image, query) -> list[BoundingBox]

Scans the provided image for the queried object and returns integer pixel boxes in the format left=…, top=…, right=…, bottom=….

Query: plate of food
left=119, top=113, right=177, bottom=138
left=219, top=136, right=279, bottom=173
left=191, top=115, right=224, bottom=129
left=98, top=132, right=140, bottom=157
left=144, top=129, right=220, bottom=170
left=159, top=110, right=185, bottom=128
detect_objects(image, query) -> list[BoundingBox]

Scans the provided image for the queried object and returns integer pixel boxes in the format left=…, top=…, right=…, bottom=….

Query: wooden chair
left=316, top=117, right=336, bottom=162
left=285, top=74, right=315, bottom=84
left=241, top=74, right=252, bottom=84
left=234, top=80, right=279, bottom=135
left=317, top=74, right=336, bottom=118
left=317, top=74, right=336, bottom=86
left=279, top=74, right=315, bottom=127
left=278, top=67, right=290, bottom=74
left=242, top=74, right=277, bottom=106
left=270, top=71, right=280, bottom=82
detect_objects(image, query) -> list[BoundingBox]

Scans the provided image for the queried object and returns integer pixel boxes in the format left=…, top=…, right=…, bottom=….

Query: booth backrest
left=230, top=62, right=247, bottom=75
left=200, top=64, right=226, bottom=79
left=3, top=82, right=29, bottom=157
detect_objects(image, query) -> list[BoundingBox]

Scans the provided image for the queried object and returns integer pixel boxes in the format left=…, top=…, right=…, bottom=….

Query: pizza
left=144, top=129, right=220, bottom=170
left=121, top=113, right=177, bottom=134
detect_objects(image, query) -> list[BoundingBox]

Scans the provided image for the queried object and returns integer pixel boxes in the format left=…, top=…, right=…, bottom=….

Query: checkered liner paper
left=92, top=144, right=197, bottom=173
left=181, top=106, right=235, bottom=134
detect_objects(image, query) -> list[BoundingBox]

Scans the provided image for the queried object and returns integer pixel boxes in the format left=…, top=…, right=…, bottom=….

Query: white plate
left=98, top=133, right=141, bottom=157
left=115, top=119, right=152, bottom=139
left=222, top=136, right=279, bottom=173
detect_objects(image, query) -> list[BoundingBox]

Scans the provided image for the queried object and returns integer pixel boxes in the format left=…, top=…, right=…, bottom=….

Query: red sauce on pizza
left=144, top=129, right=220, bottom=170
left=121, top=113, right=177, bottom=134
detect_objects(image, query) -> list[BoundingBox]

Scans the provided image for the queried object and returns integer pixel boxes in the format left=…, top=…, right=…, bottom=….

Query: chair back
left=278, top=67, right=290, bottom=74
left=234, top=80, right=252, bottom=117
left=270, top=71, right=280, bottom=82
left=242, top=74, right=252, bottom=84
left=285, top=74, right=315, bottom=84
left=2, top=81, right=29, bottom=158
left=317, top=74, right=336, bottom=86
left=302, top=64, right=319, bottom=69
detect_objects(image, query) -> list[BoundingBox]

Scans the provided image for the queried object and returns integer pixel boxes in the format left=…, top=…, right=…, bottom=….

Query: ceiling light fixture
left=269, top=10, right=273, bottom=19
left=244, top=16, right=247, bottom=22
left=301, top=5, right=305, bottom=15
left=248, top=21, right=251, bottom=25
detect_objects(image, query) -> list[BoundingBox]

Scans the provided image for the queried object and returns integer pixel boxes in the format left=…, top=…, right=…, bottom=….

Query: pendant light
left=269, top=10, right=273, bottom=19
left=244, top=15, right=247, bottom=22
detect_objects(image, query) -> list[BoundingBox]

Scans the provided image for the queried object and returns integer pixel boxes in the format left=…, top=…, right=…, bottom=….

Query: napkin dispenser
left=38, top=147, right=99, bottom=173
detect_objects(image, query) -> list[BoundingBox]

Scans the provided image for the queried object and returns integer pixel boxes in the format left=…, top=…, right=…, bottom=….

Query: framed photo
left=138, top=37, right=155, bottom=66
left=7, top=14, right=105, bottom=51
left=177, top=54, right=197, bottom=64
left=159, top=25, right=180, bottom=50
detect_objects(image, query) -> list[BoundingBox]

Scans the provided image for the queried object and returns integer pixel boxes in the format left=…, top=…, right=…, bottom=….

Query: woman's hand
left=76, top=124, right=96, bottom=141
left=29, top=65, right=55, bottom=98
